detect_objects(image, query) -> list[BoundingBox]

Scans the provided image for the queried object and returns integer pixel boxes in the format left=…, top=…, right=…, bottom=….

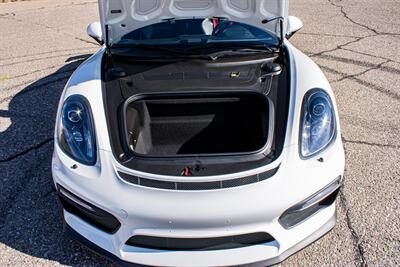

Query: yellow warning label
left=230, top=72, right=240, bottom=78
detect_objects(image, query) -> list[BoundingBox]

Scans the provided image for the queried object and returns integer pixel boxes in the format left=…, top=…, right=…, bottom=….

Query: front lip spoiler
left=64, top=214, right=336, bottom=267
left=64, top=220, right=146, bottom=267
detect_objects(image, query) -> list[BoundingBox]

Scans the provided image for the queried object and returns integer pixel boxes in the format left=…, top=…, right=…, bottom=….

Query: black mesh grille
left=139, top=177, right=176, bottom=190
left=177, top=181, right=221, bottom=191
left=126, top=232, right=275, bottom=251
left=222, top=175, right=259, bottom=188
left=118, top=166, right=279, bottom=191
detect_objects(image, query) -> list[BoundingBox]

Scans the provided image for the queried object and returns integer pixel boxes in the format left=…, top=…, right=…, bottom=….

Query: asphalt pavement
left=0, top=0, right=399, bottom=266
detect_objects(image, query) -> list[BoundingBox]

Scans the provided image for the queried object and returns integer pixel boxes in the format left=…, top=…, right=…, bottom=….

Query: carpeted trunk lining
left=125, top=93, right=269, bottom=156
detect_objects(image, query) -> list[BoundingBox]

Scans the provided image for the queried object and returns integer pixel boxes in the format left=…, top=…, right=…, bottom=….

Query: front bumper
left=64, top=212, right=336, bottom=267
left=52, top=141, right=344, bottom=267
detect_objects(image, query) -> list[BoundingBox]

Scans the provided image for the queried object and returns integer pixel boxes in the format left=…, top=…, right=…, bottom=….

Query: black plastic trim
left=57, top=185, right=121, bottom=234
left=279, top=177, right=341, bottom=229
left=118, top=165, right=279, bottom=191
left=126, top=232, right=275, bottom=251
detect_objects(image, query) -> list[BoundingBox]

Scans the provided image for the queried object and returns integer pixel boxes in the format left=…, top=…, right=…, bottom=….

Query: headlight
left=58, top=95, right=96, bottom=165
left=300, top=89, right=336, bottom=158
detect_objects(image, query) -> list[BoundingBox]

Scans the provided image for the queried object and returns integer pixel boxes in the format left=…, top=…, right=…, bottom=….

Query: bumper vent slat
left=126, top=232, right=275, bottom=251
left=57, top=185, right=121, bottom=233
left=118, top=166, right=279, bottom=191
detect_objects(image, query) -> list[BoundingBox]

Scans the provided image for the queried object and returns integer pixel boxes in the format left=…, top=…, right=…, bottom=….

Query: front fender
left=54, top=48, right=112, bottom=157
left=284, top=42, right=341, bottom=149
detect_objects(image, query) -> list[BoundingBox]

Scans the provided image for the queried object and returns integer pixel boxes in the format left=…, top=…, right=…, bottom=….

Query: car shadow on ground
left=0, top=54, right=116, bottom=266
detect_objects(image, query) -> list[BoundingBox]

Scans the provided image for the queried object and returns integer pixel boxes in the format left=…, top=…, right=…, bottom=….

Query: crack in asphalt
left=298, top=32, right=363, bottom=38
left=318, top=64, right=400, bottom=102
left=309, top=35, right=373, bottom=58
left=309, top=37, right=399, bottom=66
left=0, top=109, right=46, bottom=119
left=3, top=55, right=90, bottom=81
left=0, top=53, right=84, bottom=68
left=328, top=0, right=400, bottom=37
left=0, top=48, right=94, bottom=65
left=342, top=138, right=400, bottom=149
left=0, top=138, right=54, bottom=163
left=337, top=73, right=400, bottom=101
left=1, top=64, right=76, bottom=92
left=309, top=0, right=399, bottom=65
left=6, top=64, right=68, bottom=81
left=0, top=13, right=98, bottom=46
left=339, top=190, right=368, bottom=267
left=321, top=2, right=399, bottom=265
left=335, top=60, right=391, bottom=82
left=313, top=54, right=400, bottom=75
left=0, top=140, right=55, bottom=227
left=341, top=48, right=400, bottom=64
left=339, top=145, right=367, bottom=266
left=0, top=53, right=88, bottom=67
left=0, top=70, right=74, bottom=104
left=328, top=0, right=379, bottom=35
left=0, top=1, right=96, bottom=17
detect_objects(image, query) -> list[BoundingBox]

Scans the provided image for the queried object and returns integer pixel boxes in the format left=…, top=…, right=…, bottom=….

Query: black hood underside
left=113, top=54, right=277, bottom=97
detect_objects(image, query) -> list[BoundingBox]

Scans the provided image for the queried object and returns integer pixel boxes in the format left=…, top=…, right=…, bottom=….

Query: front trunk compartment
left=102, top=52, right=290, bottom=176
left=124, top=92, right=272, bottom=157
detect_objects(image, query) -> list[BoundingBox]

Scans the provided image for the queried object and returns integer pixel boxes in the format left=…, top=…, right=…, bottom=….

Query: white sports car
left=52, top=0, right=345, bottom=266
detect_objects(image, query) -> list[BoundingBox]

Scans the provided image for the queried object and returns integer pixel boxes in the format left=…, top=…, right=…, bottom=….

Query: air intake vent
left=57, top=185, right=121, bottom=233
left=118, top=166, right=279, bottom=191
left=126, top=232, right=275, bottom=251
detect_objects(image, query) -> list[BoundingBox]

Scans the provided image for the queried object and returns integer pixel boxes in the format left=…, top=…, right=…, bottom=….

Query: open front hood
left=99, top=0, right=288, bottom=45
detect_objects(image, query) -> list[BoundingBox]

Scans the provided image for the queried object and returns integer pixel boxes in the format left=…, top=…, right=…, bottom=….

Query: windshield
left=114, top=18, right=280, bottom=52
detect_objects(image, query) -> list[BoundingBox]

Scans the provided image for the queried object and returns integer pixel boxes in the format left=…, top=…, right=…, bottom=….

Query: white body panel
left=53, top=142, right=343, bottom=266
left=98, top=0, right=289, bottom=44
left=52, top=38, right=345, bottom=266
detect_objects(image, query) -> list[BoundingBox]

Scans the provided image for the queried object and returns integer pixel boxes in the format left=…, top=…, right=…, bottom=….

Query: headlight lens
left=300, top=89, right=336, bottom=158
left=58, top=95, right=96, bottom=165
